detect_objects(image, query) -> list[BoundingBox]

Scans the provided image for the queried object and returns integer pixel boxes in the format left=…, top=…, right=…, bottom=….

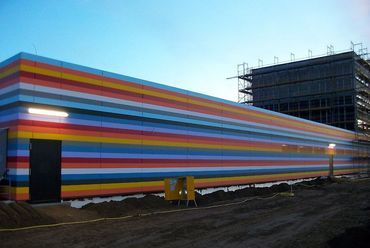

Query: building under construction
left=238, top=49, right=370, bottom=141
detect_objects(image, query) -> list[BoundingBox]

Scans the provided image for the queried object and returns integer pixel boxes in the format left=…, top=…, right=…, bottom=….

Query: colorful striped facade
left=0, top=52, right=369, bottom=201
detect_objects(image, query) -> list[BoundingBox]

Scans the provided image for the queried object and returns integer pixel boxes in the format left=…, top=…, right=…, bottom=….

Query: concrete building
left=238, top=51, right=370, bottom=141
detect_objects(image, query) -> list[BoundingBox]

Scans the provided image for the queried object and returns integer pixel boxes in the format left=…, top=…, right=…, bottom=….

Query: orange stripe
left=61, top=160, right=351, bottom=169
left=195, top=172, right=326, bottom=188
left=17, top=59, right=354, bottom=140
left=61, top=185, right=163, bottom=198
left=8, top=162, right=28, bottom=169
left=15, top=125, right=281, bottom=149
left=11, top=193, right=29, bottom=201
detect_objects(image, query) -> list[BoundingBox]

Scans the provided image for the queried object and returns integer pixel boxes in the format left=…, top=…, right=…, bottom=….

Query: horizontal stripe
left=8, top=165, right=358, bottom=184
left=16, top=61, right=353, bottom=139
left=9, top=164, right=353, bottom=176
left=0, top=61, right=354, bottom=140
left=2, top=108, right=354, bottom=147
left=0, top=102, right=356, bottom=148
left=6, top=54, right=356, bottom=135
left=12, top=119, right=320, bottom=149
left=13, top=80, right=355, bottom=141
left=7, top=168, right=362, bottom=200
left=8, top=130, right=286, bottom=152
left=60, top=169, right=358, bottom=192
left=7, top=83, right=350, bottom=142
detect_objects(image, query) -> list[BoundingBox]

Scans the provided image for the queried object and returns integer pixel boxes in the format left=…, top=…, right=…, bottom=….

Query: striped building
left=0, top=53, right=368, bottom=202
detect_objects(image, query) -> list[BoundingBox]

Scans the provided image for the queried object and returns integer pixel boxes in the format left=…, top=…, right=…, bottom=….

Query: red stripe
left=19, top=71, right=225, bottom=119
left=7, top=157, right=29, bottom=163
left=61, top=157, right=349, bottom=167
left=20, top=59, right=198, bottom=102
left=195, top=172, right=326, bottom=189
left=4, top=59, right=353, bottom=139
left=6, top=156, right=352, bottom=169
left=16, top=123, right=352, bottom=154
left=15, top=120, right=283, bottom=149
left=18, top=58, right=353, bottom=138
left=24, top=72, right=351, bottom=139
left=6, top=120, right=351, bottom=155
left=61, top=186, right=163, bottom=198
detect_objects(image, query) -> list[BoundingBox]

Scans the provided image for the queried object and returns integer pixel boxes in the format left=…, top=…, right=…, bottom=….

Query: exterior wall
left=0, top=53, right=368, bottom=201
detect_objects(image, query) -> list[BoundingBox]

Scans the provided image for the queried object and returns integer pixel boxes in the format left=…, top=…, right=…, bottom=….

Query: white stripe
left=8, top=169, right=29, bottom=175
left=7, top=164, right=354, bottom=176
left=61, top=164, right=352, bottom=174
left=0, top=83, right=22, bottom=95
left=18, top=82, right=351, bottom=142
left=61, top=165, right=314, bottom=174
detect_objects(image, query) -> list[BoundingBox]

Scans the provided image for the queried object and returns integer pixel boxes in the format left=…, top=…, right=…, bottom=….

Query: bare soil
left=0, top=177, right=370, bottom=248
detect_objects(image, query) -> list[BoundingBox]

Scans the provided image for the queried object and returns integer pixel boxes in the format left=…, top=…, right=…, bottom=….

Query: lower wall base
left=3, top=168, right=363, bottom=201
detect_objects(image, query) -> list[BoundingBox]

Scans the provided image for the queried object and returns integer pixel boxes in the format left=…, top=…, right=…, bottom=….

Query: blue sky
left=0, top=0, right=369, bottom=101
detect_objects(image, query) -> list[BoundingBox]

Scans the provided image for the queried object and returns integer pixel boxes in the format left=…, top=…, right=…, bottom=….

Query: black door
left=30, top=139, right=61, bottom=203
left=0, top=129, right=7, bottom=177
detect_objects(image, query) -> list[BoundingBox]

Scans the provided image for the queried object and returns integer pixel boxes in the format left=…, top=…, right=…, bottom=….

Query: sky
left=0, top=0, right=369, bottom=102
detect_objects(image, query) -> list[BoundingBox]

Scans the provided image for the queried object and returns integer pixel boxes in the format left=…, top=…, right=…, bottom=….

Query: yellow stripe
left=10, top=131, right=141, bottom=145
left=62, top=184, right=98, bottom=191
left=19, top=64, right=289, bottom=122
left=10, top=169, right=358, bottom=196
left=334, top=168, right=360, bottom=174
left=62, top=170, right=355, bottom=193
left=9, top=131, right=281, bottom=152
left=0, top=65, right=20, bottom=79
left=101, top=181, right=161, bottom=190
left=62, top=181, right=162, bottom=192
left=0, top=62, right=350, bottom=139
left=197, top=169, right=359, bottom=184
left=195, top=171, right=322, bottom=184
left=10, top=187, right=28, bottom=194
left=18, top=64, right=349, bottom=138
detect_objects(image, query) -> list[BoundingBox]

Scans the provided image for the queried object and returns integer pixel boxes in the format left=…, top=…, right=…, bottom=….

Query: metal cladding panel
left=0, top=52, right=368, bottom=201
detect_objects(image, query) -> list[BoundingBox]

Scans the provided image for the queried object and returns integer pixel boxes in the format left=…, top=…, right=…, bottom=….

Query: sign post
left=328, top=143, right=336, bottom=179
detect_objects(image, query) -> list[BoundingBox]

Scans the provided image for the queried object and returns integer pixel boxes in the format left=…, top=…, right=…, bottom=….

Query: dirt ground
left=0, top=177, right=370, bottom=248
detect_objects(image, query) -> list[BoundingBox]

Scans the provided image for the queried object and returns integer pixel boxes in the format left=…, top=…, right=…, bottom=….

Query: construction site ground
left=0, top=177, right=370, bottom=248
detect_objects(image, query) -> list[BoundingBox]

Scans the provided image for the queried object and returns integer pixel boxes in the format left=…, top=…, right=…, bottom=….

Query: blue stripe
left=0, top=53, right=21, bottom=68
left=15, top=52, right=354, bottom=136
left=61, top=166, right=355, bottom=181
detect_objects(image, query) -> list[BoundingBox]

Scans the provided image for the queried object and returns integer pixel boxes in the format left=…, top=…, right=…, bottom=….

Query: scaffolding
left=235, top=44, right=370, bottom=139
left=237, top=63, right=253, bottom=104
left=234, top=45, right=370, bottom=176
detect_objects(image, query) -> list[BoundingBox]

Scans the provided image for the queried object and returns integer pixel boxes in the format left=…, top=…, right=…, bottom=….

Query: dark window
left=280, top=103, right=288, bottom=111
left=345, top=95, right=353, bottom=105
left=311, top=99, right=320, bottom=108
left=300, top=101, right=309, bottom=109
